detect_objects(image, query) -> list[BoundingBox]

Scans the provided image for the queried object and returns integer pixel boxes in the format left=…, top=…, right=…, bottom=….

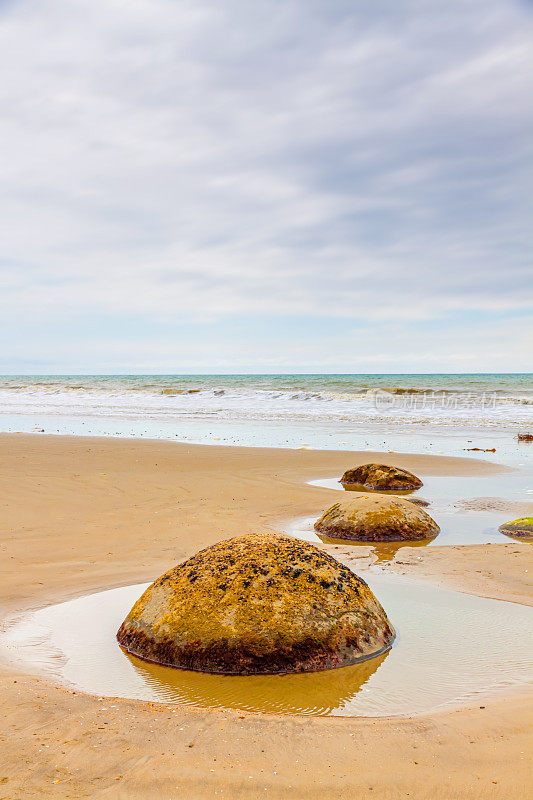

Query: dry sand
left=0, top=433, right=531, bottom=799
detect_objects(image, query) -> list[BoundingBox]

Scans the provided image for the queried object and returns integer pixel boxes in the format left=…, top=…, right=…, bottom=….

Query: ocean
left=0, top=374, right=532, bottom=459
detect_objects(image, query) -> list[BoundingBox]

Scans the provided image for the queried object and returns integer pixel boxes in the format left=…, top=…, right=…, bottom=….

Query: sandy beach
left=0, top=432, right=531, bottom=798
left=3, top=0, right=532, bottom=793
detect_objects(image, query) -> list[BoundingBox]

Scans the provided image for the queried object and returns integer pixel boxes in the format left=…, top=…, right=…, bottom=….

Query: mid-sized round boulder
left=340, top=463, right=423, bottom=491
left=498, top=517, right=533, bottom=538
left=315, top=494, right=439, bottom=542
left=116, top=534, right=394, bottom=675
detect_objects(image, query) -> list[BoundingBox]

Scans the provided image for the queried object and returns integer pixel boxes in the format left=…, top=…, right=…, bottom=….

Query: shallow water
left=309, top=471, right=533, bottom=504
left=2, top=574, right=531, bottom=717
left=299, top=472, right=533, bottom=557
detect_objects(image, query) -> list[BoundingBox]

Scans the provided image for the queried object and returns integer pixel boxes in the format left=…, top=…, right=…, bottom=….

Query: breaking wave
left=0, top=373, right=531, bottom=431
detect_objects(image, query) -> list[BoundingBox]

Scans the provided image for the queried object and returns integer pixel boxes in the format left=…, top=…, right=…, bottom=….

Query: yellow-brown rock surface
left=117, top=533, right=394, bottom=675
left=498, top=517, right=533, bottom=538
left=340, top=463, right=423, bottom=490
left=315, top=494, right=439, bottom=542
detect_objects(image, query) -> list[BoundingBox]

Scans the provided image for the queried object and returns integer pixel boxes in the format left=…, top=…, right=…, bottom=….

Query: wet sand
left=0, top=433, right=531, bottom=798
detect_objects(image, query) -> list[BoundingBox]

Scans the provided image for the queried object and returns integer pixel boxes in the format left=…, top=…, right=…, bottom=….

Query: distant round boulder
left=340, top=463, right=423, bottom=491
left=498, top=517, right=533, bottom=539
left=315, top=494, right=439, bottom=542
left=117, top=534, right=394, bottom=675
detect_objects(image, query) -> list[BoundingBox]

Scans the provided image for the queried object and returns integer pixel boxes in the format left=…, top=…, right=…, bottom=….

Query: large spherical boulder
left=315, top=494, right=439, bottom=542
left=340, top=463, right=423, bottom=491
left=117, top=534, right=394, bottom=675
left=498, top=517, right=533, bottom=538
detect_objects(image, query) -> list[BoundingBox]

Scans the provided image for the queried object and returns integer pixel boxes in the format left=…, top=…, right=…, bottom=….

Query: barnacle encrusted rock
left=498, top=517, right=533, bottom=538
left=340, top=463, right=423, bottom=491
left=117, top=534, right=394, bottom=675
left=315, top=494, right=439, bottom=542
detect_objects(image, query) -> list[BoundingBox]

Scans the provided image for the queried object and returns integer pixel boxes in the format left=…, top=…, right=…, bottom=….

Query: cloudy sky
left=1, top=0, right=532, bottom=373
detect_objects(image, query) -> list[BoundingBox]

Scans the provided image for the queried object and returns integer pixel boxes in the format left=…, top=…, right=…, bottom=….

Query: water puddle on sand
left=285, top=515, right=439, bottom=564
left=301, top=472, right=533, bottom=557
left=1, top=575, right=531, bottom=717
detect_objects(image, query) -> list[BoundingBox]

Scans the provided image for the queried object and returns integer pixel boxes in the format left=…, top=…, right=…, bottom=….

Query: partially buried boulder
left=498, top=517, right=533, bottom=538
left=406, top=497, right=430, bottom=507
left=315, top=494, right=439, bottom=542
left=117, top=534, right=394, bottom=675
left=340, top=463, right=423, bottom=491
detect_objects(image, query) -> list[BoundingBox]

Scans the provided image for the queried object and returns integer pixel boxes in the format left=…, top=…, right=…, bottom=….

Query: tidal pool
left=1, top=573, right=531, bottom=717
left=304, top=472, right=533, bottom=552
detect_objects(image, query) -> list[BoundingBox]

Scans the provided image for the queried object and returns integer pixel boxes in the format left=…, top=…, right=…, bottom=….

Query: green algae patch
left=315, top=494, right=439, bottom=542
left=116, top=534, right=394, bottom=675
left=499, top=517, right=533, bottom=538
left=340, top=463, right=423, bottom=491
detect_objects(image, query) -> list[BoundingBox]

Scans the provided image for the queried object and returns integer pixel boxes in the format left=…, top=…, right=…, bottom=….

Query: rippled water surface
left=2, top=575, right=531, bottom=717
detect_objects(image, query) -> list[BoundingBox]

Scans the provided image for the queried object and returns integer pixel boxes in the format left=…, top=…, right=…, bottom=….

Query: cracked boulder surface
left=117, top=533, right=394, bottom=675
left=315, top=494, right=439, bottom=542
left=340, top=463, right=423, bottom=491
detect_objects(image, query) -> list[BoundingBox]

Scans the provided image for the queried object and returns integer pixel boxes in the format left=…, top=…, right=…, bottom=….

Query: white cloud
left=0, top=0, right=532, bottom=369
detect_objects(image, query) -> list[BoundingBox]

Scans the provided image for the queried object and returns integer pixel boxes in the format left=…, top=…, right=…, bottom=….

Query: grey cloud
left=0, top=0, right=531, bottom=330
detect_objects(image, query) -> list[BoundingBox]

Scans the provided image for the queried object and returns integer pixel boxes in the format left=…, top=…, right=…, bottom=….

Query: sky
left=0, top=0, right=532, bottom=374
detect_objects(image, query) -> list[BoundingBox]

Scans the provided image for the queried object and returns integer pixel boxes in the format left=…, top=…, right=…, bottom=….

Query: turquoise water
left=1, top=372, right=532, bottom=395
left=0, top=374, right=531, bottom=458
